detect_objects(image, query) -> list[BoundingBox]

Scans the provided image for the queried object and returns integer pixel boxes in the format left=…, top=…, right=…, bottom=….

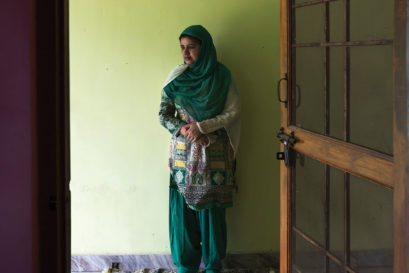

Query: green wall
left=70, top=0, right=281, bottom=255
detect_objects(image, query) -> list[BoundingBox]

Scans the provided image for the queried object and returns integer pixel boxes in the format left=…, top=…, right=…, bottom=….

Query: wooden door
left=279, top=0, right=409, bottom=272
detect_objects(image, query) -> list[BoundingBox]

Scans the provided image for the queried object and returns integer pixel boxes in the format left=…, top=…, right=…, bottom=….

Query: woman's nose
left=183, top=48, right=189, bottom=56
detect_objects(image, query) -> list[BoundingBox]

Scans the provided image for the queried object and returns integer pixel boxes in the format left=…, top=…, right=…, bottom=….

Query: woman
left=159, top=25, right=240, bottom=273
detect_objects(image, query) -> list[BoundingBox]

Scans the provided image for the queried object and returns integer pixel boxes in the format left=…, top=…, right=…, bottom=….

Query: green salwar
left=169, top=183, right=227, bottom=273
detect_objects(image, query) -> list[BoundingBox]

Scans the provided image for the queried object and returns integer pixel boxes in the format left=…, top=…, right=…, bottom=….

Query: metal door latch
left=276, top=127, right=297, bottom=167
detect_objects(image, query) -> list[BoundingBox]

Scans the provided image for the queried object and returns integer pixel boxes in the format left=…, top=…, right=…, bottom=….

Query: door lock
left=276, top=127, right=297, bottom=167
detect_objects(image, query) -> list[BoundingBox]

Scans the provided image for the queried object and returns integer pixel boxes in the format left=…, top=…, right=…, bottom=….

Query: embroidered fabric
left=159, top=93, right=235, bottom=210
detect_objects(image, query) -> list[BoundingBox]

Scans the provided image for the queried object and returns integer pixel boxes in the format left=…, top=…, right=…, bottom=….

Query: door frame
left=391, top=0, right=409, bottom=271
left=34, top=0, right=70, bottom=272
left=279, top=0, right=409, bottom=272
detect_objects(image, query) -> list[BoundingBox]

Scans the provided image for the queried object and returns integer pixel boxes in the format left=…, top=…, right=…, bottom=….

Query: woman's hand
left=180, top=123, right=202, bottom=142
left=185, top=123, right=201, bottom=142
left=180, top=124, right=191, bottom=137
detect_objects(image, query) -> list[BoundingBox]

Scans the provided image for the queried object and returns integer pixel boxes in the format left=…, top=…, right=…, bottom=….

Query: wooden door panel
left=279, top=0, right=407, bottom=272
left=288, top=153, right=394, bottom=273
left=293, top=153, right=393, bottom=272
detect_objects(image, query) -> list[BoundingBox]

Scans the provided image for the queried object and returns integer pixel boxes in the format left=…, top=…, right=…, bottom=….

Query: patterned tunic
left=159, top=91, right=235, bottom=210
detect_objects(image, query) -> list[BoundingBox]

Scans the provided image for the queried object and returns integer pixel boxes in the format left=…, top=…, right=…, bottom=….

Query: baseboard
left=71, top=253, right=279, bottom=272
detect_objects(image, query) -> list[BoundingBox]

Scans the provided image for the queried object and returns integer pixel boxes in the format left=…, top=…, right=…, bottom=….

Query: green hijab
left=164, top=25, right=232, bottom=122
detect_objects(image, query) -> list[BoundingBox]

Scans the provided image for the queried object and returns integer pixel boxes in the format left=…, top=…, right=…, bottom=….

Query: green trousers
left=169, top=186, right=227, bottom=273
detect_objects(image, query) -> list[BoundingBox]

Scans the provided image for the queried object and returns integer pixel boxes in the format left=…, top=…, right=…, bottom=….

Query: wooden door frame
left=34, top=0, right=70, bottom=272
left=279, top=0, right=409, bottom=272
left=392, top=0, right=409, bottom=271
left=279, top=1, right=291, bottom=272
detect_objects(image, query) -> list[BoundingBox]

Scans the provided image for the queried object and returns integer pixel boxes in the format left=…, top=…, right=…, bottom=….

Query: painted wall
left=70, top=0, right=281, bottom=255
left=0, top=0, right=34, bottom=272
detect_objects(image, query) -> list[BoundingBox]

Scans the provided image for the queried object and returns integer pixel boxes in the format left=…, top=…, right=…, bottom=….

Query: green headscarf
left=164, top=25, right=232, bottom=122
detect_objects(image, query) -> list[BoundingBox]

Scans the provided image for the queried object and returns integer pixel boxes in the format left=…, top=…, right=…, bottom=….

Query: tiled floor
left=71, top=253, right=278, bottom=273
left=73, top=270, right=276, bottom=273
left=72, top=268, right=277, bottom=272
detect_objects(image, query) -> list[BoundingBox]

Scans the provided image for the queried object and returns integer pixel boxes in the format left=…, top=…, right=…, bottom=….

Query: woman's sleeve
left=196, top=82, right=240, bottom=134
left=159, top=91, right=186, bottom=135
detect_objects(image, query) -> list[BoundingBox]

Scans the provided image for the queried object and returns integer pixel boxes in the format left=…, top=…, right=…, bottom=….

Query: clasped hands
left=180, top=123, right=209, bottom=146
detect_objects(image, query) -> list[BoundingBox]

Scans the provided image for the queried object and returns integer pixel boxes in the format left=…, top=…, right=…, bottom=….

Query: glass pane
left=294, top=154, right=325, bottom=245
left=292, top=231, right=325, bottom=273
left=350, top=175, right=393, bottom=272
left=329, top=0, right=344, bottom=42
left=350, top=0, right=393, bottom=41
left=350, top=45, right=393, bottom=154
left=329, top=167, right=344, bottom=261
left=295, top=4, right=325, bottom=43
left=329, top=259, right=344, bottom=273
left=329, top=47, right=344, bottom=140
left=294, top=47, right=325, bottom=134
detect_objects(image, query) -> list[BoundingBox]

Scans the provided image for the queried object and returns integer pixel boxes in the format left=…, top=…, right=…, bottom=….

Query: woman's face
left=180, top=36, right=200, bottom=65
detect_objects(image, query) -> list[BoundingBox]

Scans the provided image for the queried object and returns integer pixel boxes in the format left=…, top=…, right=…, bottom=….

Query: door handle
left=277, top=73, right=288, bottom=107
